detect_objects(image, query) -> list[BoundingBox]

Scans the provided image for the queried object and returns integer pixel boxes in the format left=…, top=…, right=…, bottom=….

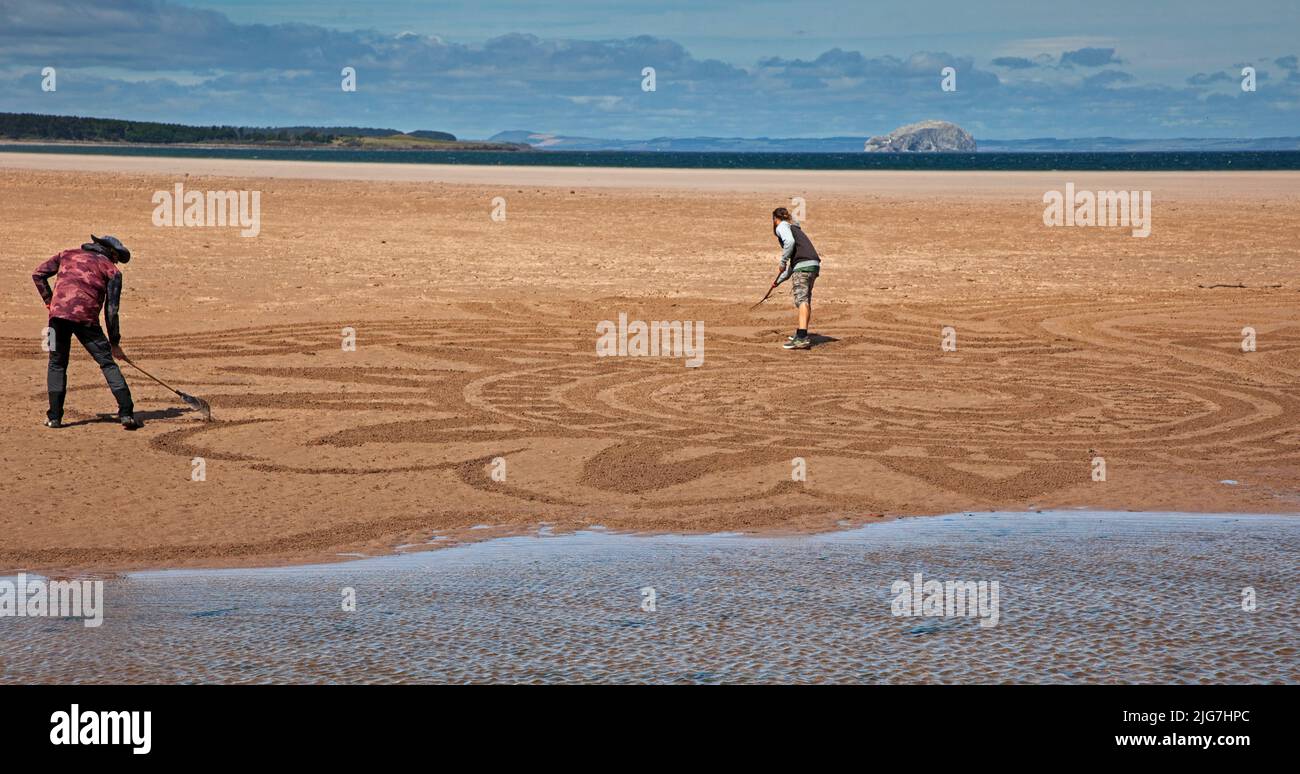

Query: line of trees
left=0, top=113, right=456, bottom=145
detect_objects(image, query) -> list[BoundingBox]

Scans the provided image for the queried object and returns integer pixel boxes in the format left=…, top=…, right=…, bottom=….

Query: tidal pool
left=1, top=511, right=1296, bottom=684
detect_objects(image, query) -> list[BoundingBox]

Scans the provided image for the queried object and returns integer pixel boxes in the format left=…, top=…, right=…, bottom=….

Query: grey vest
left=775, top=222, right=821, bottom=266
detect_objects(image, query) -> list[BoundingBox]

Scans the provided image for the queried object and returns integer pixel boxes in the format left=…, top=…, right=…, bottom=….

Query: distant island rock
left=864, top=120, right=976, bottom=152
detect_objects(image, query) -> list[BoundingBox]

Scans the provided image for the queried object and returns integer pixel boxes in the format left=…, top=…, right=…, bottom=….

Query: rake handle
left=749, top=279, right=780, bottom=310
left=121, top=356, right=183, bottom=398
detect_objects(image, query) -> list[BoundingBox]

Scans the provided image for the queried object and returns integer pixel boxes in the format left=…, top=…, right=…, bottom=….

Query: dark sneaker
left=120, top=414, right=141, bottom=430
left=44, top=418, right=62, bottom=429
left=782, top=337, right=812, bottom=350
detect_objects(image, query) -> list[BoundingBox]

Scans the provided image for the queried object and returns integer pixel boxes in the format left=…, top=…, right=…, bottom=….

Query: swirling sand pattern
left=1, top=293, right=1297, bottom=569
left=158, top=297, right=1300, bottom=485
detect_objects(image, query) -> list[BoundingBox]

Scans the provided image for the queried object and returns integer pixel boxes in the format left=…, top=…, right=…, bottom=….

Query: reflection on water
left=2, top=512, right=1296, bottom=684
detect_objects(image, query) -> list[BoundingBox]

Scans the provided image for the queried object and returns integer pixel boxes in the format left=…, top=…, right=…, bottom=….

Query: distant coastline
left=0, top=137, right=532, bottom=153
left=6, top=113, right=1300, bottom=156
left=490, top=128, right=1300, bottom=153
left=11, top=136, right=1299, bottom=154
left=0, top=112, right=529, bottom=152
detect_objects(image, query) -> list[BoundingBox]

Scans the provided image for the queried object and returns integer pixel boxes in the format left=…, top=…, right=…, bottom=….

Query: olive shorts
left=791, top=270, right=817, bottom=307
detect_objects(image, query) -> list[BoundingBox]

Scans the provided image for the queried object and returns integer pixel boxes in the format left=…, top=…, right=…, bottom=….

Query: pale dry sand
left=1, top=152, right=1297, bottom=572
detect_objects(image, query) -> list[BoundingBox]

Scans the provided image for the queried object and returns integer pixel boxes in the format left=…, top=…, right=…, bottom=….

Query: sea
left=3, top=143, right=1299, bottom=171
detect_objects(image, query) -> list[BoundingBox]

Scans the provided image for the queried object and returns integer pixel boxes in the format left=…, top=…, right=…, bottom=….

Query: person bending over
left=33, top=234, right=139, bottom=430
left=769, top=207, right=822, bottom=350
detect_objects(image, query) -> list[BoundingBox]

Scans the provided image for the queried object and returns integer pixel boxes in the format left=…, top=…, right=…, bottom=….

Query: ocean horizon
left=4, top=143, right=1299, bottom=171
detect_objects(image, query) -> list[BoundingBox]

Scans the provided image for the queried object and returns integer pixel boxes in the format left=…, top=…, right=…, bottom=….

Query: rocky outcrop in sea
left=864, top=120, right=976, bottom=152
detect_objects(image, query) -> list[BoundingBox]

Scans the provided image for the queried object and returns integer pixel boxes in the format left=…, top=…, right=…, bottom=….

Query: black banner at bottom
left=8, top=684, right=1286, bottom=762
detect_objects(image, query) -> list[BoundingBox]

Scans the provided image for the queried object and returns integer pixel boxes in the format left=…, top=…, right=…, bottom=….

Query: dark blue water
left=4, top=143, right=1299, bottom=171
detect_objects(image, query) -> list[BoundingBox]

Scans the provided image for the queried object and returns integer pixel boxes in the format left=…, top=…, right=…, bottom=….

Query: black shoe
left=44, top=418, right=62, bottom=429
left=120, top=414, right=141, bottom=430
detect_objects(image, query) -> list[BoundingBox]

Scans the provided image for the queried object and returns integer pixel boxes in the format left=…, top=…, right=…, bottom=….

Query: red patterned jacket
left=33, top=246, right=124, bottom=344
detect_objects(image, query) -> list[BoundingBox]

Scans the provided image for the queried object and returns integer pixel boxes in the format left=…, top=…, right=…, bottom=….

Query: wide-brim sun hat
left=91, top=234, right=130, bottom=263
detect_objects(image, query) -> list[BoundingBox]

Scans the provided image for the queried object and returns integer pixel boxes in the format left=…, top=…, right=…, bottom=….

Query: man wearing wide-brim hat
left=32, top=234, right=139, bottom=430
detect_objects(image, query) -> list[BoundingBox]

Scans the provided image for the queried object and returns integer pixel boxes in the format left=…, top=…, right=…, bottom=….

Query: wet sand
left=0, top=153, right=1297, bottom=572
left=2, top=512, right=1295, bottom=684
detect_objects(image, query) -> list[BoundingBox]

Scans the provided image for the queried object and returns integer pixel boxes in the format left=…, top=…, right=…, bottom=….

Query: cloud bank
left=0, top=0, right=1295, bottom=139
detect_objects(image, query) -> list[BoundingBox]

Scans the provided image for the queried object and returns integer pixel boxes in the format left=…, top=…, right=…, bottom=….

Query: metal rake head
left=179, top=391, right=213, bottom=421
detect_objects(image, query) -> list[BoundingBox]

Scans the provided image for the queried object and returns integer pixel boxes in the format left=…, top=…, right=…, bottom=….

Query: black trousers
left=47, top=317, right=133, bottom=421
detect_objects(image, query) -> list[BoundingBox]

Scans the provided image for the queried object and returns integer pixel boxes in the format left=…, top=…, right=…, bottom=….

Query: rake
left=749, top=279, right=780, bottom=310
left=121, top=355, right=212, bottom=421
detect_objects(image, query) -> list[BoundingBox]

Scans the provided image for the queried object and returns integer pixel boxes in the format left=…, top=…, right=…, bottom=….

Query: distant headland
left=0, top=112, right=530, bottom=152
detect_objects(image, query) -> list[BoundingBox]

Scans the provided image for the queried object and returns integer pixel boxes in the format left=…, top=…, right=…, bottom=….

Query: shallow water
left=1, top=512, right=1296, bottom=684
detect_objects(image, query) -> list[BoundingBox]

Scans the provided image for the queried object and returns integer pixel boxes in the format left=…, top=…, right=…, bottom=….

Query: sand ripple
left=2, top=511, right=1295, bottom=684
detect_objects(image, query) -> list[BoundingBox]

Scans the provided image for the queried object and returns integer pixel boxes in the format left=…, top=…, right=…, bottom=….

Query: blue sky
left=1, top=0, right=1297, bottom=139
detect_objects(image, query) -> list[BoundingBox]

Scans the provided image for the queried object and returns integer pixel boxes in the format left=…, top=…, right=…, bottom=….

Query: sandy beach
left=1, top=152, right=1297, bottom=572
